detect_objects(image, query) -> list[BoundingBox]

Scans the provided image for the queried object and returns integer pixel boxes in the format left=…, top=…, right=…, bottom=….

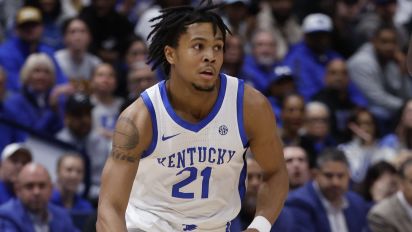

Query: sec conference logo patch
left=219, top=125, right=228, bottom=135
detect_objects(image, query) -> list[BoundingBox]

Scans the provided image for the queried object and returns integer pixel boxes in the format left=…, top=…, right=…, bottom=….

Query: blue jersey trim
left=236, top=80, right=248, bottom=147
left=140, top=91, right=158, bottom=158
left=238, top=149, right=247, bottom=200
left=159, top=74, right=227, bottom=132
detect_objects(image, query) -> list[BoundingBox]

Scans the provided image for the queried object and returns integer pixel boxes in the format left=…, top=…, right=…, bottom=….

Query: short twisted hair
left=147, top=0, right=230, bottom=76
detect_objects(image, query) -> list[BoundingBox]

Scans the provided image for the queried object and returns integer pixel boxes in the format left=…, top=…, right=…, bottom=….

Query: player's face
left=167, top=23, right=224, bottom=92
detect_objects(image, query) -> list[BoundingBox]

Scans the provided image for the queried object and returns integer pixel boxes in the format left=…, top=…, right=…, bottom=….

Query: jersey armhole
left=236, top=79, right=248, bottom=148
left=140, top=91, right=158, bottom=158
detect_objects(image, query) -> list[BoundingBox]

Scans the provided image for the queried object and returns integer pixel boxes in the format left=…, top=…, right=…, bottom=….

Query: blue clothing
left=0, top=181, right=14, bottom=206
left=271, top=206, right=295, bottom=232
left=242, top=55, right=278, bottom=93
left=0, top=199, right=78, bottom=232
left=380, top=134, right=401, bottom=150
left=282, top=42, right=341, bottom=101
left=4, top=87, right=63, bottom=135
left=0, top=36, right=67, bottom=92
left=50, top=188, right=93, bottom=213
left=286, top=181, right=369, bottom=232
left=0, top=102, right=25, bottom=153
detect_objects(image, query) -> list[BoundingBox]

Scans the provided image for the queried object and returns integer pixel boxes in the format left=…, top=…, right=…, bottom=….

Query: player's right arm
left=96, top=98, right=152, bottom=232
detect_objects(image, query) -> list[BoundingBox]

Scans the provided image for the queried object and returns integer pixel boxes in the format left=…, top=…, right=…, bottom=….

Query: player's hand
left=243, top=229, right=259, bottom=232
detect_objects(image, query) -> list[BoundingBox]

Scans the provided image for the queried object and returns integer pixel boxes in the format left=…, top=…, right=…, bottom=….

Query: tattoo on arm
left=111, top=117, right=140, bottom=163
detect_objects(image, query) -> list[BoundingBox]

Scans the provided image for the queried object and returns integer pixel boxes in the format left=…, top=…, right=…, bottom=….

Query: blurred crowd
left=0, top=0, right=412, bottom=231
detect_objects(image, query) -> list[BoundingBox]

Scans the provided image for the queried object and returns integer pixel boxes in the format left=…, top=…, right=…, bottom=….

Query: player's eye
left=214, top=45, right=223, bottom=51
left=194, top=44, right=203, bottom=50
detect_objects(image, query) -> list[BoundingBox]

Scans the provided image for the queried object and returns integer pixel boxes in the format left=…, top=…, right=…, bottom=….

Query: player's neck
left=166, top=78, right=220, bottom=123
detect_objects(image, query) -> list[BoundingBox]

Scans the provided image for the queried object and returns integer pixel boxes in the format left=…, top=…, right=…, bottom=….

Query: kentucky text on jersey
left=157, top=146, right=236, bottom=168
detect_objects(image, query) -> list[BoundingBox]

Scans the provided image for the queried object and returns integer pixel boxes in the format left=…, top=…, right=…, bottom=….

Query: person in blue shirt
left=0, top=6, right=67, bottom=93
left=0, top=143, right=32, bottom=205
left=51, top=153, right=94, bottom=230
left=283, top=13, right=341, bottom=101
left=0, top=163, right=77, bottom=232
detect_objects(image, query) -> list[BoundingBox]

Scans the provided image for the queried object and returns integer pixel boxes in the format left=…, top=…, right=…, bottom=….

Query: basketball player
left=97, top=2, right=288, bottom=232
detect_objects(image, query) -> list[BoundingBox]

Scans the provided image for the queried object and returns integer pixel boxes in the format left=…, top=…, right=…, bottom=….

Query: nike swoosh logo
left=161, top=133, right=181, bottom=141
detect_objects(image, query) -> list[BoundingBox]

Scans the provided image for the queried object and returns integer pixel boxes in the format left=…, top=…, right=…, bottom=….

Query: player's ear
left=164, top=45, right=176, bottom=64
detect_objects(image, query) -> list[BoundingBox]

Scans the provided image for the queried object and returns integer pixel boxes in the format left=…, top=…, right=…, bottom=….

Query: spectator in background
left=286, top=148, right=369, bottom=232
left=367, top=158, right=412, bottom=232
left=267, top=65, right=296, bottom=126
left=51, top=153, right=94, bottom=230
left=28, top=0, right=69, bottom=50
left=284, top=145, right=311, bottom=190
left=134, top=0, right=192, bottom=44
left=331, top=0, right=364, bottom=58
left=0, top=143, right=32, bottom=205
left=340, top=109, right=396, bottom=185
left=57, top=93, right=110, bottom=202
left=380, top=99, right=412, bottom=152
left=79, top=0, right=134, bottom=64
left=0, top=163, right=77, bottom=231
left=55, top=17, right=101, bottom=93
left=61, top=0, right=90, bottom=18
left=313, top=58, right=366, bottom=142
left=299, top=101, right=336, bottom=168
left=283, top=13, right=341, bottom=101
left=221, top=34, right=248, bottom=80
left=0, top=6, right=67, bottom=92
left=358, top=161, right=399, bottom=205
left=243, top=29, right=279, bottom=93
left=4, top=53, right=67, bottom=136
left=237, top=156, right=295, bottom=232
left=355, top=0, right=408, bottom=49
left=348, top=25, right=412, bottom=129
left=279, top=93, right=305, bottom=145
left=125, top=61, right=157, bottom=106
left=256, top=0, right=302, bottom=59
left=221, top=0, right=253, bottom=41
left=90, top=63, right=123, bottom=139
left=0, top=68, right=25, bottom=152
left=115, top=35, right=148, bottom=97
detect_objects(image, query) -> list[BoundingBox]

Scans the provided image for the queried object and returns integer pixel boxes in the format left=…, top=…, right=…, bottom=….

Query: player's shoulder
left=119, top=97, right=152, bottom=132
left=243, top=83, right=271, bottom=111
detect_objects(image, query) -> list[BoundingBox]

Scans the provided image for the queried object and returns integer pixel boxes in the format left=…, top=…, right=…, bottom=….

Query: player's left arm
left=243, top=85, right=289, bottom=230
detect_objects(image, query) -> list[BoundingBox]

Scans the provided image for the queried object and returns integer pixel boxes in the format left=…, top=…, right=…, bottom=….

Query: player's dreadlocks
left=147, top=0, right=231, bottom=76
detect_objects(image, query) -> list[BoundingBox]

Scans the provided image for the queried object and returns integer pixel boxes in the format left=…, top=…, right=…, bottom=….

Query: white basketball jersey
left=125, top=74, right=248, bottom=232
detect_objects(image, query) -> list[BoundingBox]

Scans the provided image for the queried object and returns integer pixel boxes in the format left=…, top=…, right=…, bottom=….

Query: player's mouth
left=199, top=69, right=215, bottom=79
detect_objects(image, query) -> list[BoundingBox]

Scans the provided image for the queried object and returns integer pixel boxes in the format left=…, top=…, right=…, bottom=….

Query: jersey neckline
left=159, top=74, right=227, bottom=133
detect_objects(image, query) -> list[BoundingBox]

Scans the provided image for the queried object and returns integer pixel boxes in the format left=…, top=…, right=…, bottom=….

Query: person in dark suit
left=286, top=148, right=369, bottom=232
left=368, top=158, right=412, bottom=232
left=0, top=163, right=77, bottom=232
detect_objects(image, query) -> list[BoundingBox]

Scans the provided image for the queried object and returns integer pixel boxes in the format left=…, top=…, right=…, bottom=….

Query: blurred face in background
left=305, top=103, right=330, bottom=139
left=0, top=151, right=32, bottom=183
left=57, top=155, right=84, bottom=193
left=64, top=19, right=91, bottom=53
left=246, top=158, right=263, bottom=196
left=316, top=161, right=350, bottom=204
left=224, top=35, right=244, bottom=66
left=284, top=146, right=311, bottom=189
left=126, top=40, right=148, bottom=67
left=66, top=110, right=92, bottom=138
left=401, top=163, right=412, bottom=204
left=17, top=22, right=43, bottom=44
left=252, top=31, right=278, bottom=67
left=27, top=64, right=54, bottom=93
left=324, top=59, right=349, bottom=91
left=128, top=63, right=157, bottom=98
left=401, top=100, right=412, bottom=129
left=0, top=70, right=6, bottom=100
left=373, top=28, right=397, bottom=61
left=281, top=95, right=305, bottom=132
left=268, top=0, right=293, bottom=22
left=91, top=63, right=117, bottom=96
left=16, top=164, right=52, bottom=214
left=356, top=110, right=376, bottom=139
